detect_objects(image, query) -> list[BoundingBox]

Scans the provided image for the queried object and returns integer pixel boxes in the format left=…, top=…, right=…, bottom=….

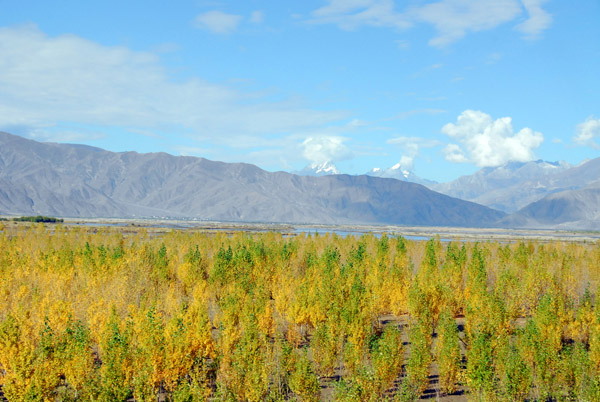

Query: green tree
left=289, top=348, right=320, bottom=402
left=435, top=309, right=461, bottom=395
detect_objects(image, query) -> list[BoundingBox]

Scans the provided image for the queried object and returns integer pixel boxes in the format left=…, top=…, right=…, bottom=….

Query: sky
left=0, top=0, right=599, bottom=182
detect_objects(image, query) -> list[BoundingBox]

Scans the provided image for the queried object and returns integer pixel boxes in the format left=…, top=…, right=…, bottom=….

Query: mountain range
left=430, top=160, right=574, bottom=212
left=496, top=160, right=600, bottom=230
left=427, top=159, right=600, bottom=229
left=1, top=131, right=598, bottom=229
left=332, top=158, right=600, bottom=229
left=0, top=131, right=503, bottom=227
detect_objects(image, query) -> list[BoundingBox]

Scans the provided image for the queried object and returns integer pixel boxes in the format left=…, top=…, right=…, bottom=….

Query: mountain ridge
left=500, top=180, right=600, bottom=230
left=430, top=159, right=576, bottom=212
left=0, top=131, right=504, bottom=227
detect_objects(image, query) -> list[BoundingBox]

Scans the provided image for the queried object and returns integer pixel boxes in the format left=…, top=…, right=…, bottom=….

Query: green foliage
left=435, top=309, right=461, bottom=395
left=403, top=322, right=432, bottom=399
left=466, top=330, right=496, bottom=401
left=424, top=238, right=437, bottom=269
left=521, top=318, right=558, bottom=401
left=559, top=341, right=596, bottom=401
left=371, top=326, right=403, bottom=394
left=12, top=215, right=64, bottom=223
left=210, top=245, right=233, bottom=286
left=395, top=235, right=407, bottom=255
left=495, top=334, right=531, bottom=402
left=289, top=348, right=320, bottom=402
left=99, top=309, right=133, bottom=402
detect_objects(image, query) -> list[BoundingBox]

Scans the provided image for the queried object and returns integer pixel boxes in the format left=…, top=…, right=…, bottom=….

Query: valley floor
left=13, top=216, right=598, bottom=244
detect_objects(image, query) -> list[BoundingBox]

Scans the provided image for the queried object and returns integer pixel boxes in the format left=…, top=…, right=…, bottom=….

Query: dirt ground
left=5, top=217, right=598, bottom=244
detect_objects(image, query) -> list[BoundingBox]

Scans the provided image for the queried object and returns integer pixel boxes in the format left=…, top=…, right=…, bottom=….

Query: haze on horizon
left=0, top=0, right=598, bottom=183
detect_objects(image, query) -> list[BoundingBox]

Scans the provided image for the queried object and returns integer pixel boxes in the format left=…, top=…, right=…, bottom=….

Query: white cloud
left=195, top=10, right=243, bottom=34
left=392, top=155, right=415, bottom=171
left=0, top=25, right=347, bottom=148
left=301, top=136, right=352, bottom=164
left=443, top=143, right=468, bottom=163
left=250, top=10, right=265, bottom=24
left=309, top=0, right=551, bottom=46
left=515, top=0, right=552, bottom=38
left=442, top=110, right=544, bottom=167
left=409, top=0, right=522, bottom=47
left=574, top=116, right=600, bottom=149
left=347, top=118, right=368, bottom=127
left=309, top=0, right=412, bottom=31
left=387, top=136, right=440, bottom=149
left=5, top=124, right=108, bottom=144
left=387, top=136, right=441, bottom=170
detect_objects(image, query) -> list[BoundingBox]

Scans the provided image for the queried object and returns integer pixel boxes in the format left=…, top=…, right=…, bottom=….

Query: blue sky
left=0, top=0, right=598, bottom=182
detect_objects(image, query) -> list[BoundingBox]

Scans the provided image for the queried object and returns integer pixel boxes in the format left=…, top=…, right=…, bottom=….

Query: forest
left=0, top=223, right=599, bottom=401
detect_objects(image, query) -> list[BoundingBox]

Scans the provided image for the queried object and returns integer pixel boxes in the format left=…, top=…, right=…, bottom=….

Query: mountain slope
left=501, top=181, right=600, bottom=230
left=431, top=160, right=575, bottom=212
left=0, top=132, right=504, bottom=226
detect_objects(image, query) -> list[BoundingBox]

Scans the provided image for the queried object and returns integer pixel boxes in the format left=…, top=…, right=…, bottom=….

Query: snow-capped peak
left=365, top=164, right=436, bottom=186
left=389, top=163, right=411, bottom=178
left=311, top=161, right=340, bottom=174
left=296, top=161, right=340, bottom=176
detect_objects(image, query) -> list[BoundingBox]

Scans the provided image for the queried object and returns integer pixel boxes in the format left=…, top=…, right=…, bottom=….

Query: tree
left=435, top=309, right=461, bottom=395
left=289, top=348, right=320, bottom=402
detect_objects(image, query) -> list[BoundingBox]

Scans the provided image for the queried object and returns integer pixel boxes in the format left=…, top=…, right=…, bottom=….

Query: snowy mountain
left=432, top=160, right=574, bottom=212
left=296, top=161, right=341, bottom=176
left=366, top=163, right=437, bottom=186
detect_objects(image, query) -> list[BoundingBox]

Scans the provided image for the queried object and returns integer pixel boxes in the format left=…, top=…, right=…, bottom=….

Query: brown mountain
left=0, top=131, right=504, bottom=227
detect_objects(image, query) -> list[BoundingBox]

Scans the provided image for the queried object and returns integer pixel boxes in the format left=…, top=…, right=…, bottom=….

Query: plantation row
left=0, top=224, right=599, bottom=401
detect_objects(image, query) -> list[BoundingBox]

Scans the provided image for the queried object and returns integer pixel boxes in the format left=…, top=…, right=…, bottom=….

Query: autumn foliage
left=0, top=224, right=600, bottom=401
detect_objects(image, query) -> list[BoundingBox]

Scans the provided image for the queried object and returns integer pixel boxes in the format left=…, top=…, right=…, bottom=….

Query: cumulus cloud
left=0, top=25, right=347, bottom=147
left=392, top=155, right=416, bottom=171
left=442, top=110, right=544, bottom=167
left=301, top=136, right=352, bottom=164
left=309, top=0, right=552, bottom=46
left=443, top=143, right=468, bottom=163
left=574, top=116, right=600, bottom=149
left=195, top=11, right=243, bottom=34
left=515, top=0, right=552, bottom=38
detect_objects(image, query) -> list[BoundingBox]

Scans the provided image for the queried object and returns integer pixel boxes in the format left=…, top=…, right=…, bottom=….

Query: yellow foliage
left=0, top=225, right=599, bottom=401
